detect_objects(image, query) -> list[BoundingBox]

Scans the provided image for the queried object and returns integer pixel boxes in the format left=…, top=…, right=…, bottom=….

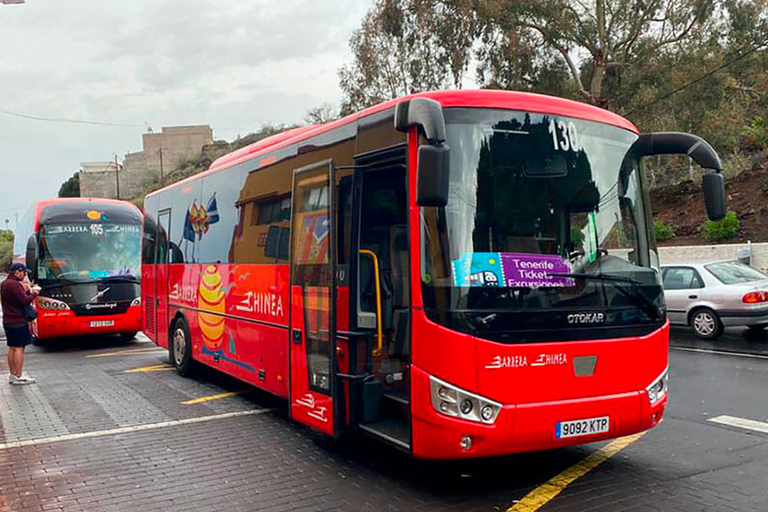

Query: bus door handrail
left=358, top=249, right=383, bottom=357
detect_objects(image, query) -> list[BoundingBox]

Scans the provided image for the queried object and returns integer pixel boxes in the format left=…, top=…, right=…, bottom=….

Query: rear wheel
left=690, top=308, right=724, bottom=340
left=169, top=318, right=195, bottom=377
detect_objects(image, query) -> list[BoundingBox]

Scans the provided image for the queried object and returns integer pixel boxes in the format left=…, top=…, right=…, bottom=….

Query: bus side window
left=142, top=215, right=158, bottom=264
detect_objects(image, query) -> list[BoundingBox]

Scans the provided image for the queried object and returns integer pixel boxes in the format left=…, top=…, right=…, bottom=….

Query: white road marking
left=671, top=346, right=768, bottom=360
left=0, top=409, right=275, bottom=451
left=709, top=415, right=768, bottom=434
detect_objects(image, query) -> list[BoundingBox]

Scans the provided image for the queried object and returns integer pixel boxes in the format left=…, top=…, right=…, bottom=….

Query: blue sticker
left=89, top=270, right=109, bottom=279
left=452, top=253, right=504, bottom=287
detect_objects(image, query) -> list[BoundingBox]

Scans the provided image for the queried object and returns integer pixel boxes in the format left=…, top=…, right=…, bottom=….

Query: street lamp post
left=114, top=154, right=121, bottom=199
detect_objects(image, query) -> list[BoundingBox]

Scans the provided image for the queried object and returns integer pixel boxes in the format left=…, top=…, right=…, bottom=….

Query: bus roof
left=147, top=89, right=639, bottom=199
left=31, top=198, right=141, bottom=231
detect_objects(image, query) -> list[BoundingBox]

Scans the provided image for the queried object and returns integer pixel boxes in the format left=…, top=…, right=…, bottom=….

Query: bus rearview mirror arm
left=394, top=98, right=451, bottom=207
left=635, top=132, right=726, bottom=221
left=25, top=236, right=38, bottom=280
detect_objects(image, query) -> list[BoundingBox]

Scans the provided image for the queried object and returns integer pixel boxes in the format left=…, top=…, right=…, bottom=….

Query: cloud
left=0, top=0, right=372, bottom=226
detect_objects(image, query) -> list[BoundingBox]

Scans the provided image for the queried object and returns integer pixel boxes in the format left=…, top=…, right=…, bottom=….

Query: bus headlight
left=131, top=297, right=141, bottom=307
left=646, top=368, right=669, bottom=405
left=37, top=297, right=70, bottom=310
left=430, top=376, right=501, bottom=425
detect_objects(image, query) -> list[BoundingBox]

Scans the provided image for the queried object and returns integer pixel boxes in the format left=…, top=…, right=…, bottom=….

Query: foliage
left=654, top=220, right=676, bottom=242
left=305, top=104, right=340, bottom=125
left=743, top=116, right=768, bottom=150
left=0, top=229, right=14, bottom=271
left=58, top=172, right=80, bottom=197
left=703, top=211, right=740, bottom=242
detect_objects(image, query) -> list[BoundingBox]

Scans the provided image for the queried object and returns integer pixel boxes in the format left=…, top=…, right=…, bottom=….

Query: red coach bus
left=15, top=198, right=143, bottom=341
left=142, top=90, right=725, bottom=459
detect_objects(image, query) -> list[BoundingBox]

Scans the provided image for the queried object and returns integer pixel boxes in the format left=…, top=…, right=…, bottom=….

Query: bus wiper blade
left=547, top=272, right=640, bottom=284
left=99, top=276, right=140, bottom=283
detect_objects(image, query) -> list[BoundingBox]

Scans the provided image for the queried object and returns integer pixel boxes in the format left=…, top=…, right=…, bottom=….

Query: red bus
left=15, top=198, right=143, bottom=341
left=141, top=90, right=725, bottom=459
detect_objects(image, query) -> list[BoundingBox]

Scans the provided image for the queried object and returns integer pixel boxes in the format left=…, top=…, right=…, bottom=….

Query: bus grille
left=145, top=299, right=155, bottom=333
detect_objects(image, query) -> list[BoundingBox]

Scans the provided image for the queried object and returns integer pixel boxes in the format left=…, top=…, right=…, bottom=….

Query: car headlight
left=131, top=297, right=141, bottom=307
left=430, top=376, right=501, bottom=424
left=37, top=297, right=70, bottom=310
left=646, top=367, right=669, bottom=405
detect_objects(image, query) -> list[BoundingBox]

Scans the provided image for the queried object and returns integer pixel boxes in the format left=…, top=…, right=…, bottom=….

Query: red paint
left=34, top=305, right=141, bottom=339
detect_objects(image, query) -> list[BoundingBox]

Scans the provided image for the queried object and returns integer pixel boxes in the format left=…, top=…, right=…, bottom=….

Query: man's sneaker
left=9, top=374, right=36, bottom=385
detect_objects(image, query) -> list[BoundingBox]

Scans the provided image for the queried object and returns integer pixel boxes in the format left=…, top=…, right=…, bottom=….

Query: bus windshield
left=420, top=108, right=664, bottom=343
left=38, top=222, right=142, bottom=284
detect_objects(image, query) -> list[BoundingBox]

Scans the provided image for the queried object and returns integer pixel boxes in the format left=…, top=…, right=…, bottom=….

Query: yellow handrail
left=359, top=249, right=383, bottom=357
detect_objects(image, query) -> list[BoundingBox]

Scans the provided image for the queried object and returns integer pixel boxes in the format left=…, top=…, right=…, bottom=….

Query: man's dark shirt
left=1, top=274, right=35, bottom=326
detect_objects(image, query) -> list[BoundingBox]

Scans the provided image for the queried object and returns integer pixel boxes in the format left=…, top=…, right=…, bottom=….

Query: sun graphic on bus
left=198, top=266, right=226, bottom=351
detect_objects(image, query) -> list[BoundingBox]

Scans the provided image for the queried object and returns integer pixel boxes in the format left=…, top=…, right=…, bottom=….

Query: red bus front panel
left=34, top=306, right=141, bottom=339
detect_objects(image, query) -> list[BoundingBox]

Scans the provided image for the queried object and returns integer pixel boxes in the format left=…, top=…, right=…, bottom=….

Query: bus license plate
left=89, top=320, right=115, bottom=328
left=555, top=416, right=609, bottom=439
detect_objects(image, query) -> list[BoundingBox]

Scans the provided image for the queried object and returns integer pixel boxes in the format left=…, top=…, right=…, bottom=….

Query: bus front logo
left=567, top=312, right=605, bottom=324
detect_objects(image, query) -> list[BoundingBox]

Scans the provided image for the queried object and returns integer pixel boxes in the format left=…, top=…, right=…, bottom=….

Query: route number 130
left=548, top=119, right=580, bottom=152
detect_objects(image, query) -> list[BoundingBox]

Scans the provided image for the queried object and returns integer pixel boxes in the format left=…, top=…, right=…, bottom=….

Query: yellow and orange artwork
left=198, top=266, right=226, bottom=351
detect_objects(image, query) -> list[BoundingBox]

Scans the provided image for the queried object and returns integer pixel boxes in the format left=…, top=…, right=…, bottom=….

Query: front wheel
left=169, top=318, right=196, bottom=377
left=118, top=332, right=138, bottom=341
left=690, top=308, right=724, bottom=340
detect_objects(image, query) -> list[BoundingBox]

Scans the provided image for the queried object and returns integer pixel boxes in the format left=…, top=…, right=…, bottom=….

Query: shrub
left=703, top=211, right=740, bottom=242
left=654, top=220, right=675, bottom=242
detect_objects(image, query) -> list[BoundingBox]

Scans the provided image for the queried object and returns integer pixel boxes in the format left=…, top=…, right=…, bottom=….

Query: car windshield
left=420, top=108, right=664, bottom=343
left=705, top=261, right=768, bottom=285
left=37, top=222, right=142, bottom=284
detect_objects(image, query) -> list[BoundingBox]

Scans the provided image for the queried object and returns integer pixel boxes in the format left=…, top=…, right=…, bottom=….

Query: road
left=1, top=325, right=768, bottom=511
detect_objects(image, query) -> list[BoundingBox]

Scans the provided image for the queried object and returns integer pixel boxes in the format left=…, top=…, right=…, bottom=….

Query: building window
left=253, top=196, right=291, bottom=225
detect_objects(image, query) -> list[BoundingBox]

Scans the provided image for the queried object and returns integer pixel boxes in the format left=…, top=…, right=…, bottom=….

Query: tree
left=0, top=229, right=14, bottom=271
left=338, top=0, right=477, bottom=113
left=58, top=172, right=80, bottom=197
left=304, top=103, right=340, bottom=125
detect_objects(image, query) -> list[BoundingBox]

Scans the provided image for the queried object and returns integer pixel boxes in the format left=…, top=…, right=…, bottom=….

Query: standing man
left=1, top=263, right=40, bottom=384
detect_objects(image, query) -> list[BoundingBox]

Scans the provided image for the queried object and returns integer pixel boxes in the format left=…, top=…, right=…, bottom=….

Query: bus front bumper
left=33, top=306, right=142, bottom=340
left=410, top=366, right=667, bottom=459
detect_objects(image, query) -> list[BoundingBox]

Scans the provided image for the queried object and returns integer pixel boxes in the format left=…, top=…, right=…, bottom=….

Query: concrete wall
left=143, top=125, right=213, bottom=180
left=659, top=242, right=768, bottom=274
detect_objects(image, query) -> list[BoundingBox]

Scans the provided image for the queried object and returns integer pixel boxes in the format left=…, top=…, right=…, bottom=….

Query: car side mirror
left=25, top=235, right=37, bottom=280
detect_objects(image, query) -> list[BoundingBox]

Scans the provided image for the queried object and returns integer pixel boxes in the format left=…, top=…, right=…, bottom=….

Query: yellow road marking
left=86, top=348, right=164, bottom=358
left=181, top=391, right=245, bottom=405
left=507, top=431, right=646, bottom=512
left=123, top=364, right=175, bottom=373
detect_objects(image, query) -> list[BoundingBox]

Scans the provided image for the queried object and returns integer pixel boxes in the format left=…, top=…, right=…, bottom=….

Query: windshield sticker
left=452, top=253, right=575, bottom=288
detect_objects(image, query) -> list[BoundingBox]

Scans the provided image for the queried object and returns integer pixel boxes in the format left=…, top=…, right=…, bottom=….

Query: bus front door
left=288, top=161, right=339, bottom=436
left=155, top=209, right=171, bottom=349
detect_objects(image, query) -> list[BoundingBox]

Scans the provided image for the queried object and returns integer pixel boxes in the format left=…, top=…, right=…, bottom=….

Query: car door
left=662, top=267, right=705, bottom=325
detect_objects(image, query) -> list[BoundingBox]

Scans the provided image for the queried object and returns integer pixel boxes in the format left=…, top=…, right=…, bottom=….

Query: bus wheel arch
left=169, top=314, right=196, bottom=377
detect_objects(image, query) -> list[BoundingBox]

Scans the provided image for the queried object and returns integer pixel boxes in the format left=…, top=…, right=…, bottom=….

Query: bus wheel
left=170, top=318, right=195, bottom=377
left=690, top=308, right=723, bottom=340
left=118, top=332, right=138, bottom=341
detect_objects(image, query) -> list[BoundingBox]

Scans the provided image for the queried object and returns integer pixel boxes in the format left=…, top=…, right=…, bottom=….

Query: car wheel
left=169, top=318, right=195, bottom=377
left=690, top=308, right=724, bottom=340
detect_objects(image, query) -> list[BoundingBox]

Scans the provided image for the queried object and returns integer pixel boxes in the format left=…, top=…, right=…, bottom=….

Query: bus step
left=359, top=418, right=411, bottom=451
left=382, top=389, right=409, bottom=406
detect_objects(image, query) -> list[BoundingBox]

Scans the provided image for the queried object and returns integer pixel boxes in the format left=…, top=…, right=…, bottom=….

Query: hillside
left=651, top=161, right=768, bottom=246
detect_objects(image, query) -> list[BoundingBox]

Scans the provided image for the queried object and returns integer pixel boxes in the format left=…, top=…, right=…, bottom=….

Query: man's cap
left=9, top=263, right=31, bottom=273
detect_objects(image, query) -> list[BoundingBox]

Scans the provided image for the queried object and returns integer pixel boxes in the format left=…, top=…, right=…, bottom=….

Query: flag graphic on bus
left=181, top=194, right=220, bottom=261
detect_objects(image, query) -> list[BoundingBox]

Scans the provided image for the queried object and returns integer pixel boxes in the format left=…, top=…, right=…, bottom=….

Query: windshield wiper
left=547, top=272, right=639, bottom=284
left=98, top=276, right=140, bottom=283
left=549, top=272, right=663, bottom=320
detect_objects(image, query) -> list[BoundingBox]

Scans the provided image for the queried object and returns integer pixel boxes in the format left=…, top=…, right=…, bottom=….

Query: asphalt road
left=1, top=324, right=767, bottom=511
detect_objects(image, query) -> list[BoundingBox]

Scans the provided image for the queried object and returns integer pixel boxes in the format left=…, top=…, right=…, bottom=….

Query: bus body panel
left=34, top=305, right=141, bottom=339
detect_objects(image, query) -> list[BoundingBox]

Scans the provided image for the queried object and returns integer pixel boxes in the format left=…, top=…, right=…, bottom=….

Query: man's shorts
left=4, top=323, right=32, bottom=347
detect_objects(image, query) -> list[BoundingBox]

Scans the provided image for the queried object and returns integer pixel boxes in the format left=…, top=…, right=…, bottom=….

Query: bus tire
left=170, top=318, right=195, bottom=377
left=690, top=307, right=723, bottom=340
left=118, top=332, right=138, bottom=341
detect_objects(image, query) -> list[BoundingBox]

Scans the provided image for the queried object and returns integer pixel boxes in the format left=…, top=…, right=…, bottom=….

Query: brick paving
left=0, top=330, right=768, bottom=511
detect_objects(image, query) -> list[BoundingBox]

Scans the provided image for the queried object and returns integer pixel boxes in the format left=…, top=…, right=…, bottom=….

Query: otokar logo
left=567, top=312, right=605, bottom=324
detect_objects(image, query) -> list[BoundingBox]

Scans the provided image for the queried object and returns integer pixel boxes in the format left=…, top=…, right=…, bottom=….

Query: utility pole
left=159, top=147, right=164, bottom=184
left=114, top=154, right=120, bottom=199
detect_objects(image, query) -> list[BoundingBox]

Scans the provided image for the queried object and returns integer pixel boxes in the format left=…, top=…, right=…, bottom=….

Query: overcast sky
left=0, top=0, right=372, bottom=229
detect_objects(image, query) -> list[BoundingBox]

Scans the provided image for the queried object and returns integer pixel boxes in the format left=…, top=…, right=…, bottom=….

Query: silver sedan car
left=661, top=261, right=768, bottom=339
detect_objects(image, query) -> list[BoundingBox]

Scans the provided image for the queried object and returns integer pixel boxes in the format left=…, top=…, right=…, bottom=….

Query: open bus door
left=289, top=160, right=339, bottom=436
left=155, top=209, right=171, bottom=348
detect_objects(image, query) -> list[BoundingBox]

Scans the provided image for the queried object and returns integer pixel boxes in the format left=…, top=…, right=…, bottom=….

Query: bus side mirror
left=25, top=236, right=37, bottom=280
left=703, top=172, right=726, bottom=221
left=417, top=144, right=450, bottom=207
left=636, top=132, right=726, bottom=221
